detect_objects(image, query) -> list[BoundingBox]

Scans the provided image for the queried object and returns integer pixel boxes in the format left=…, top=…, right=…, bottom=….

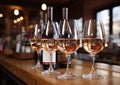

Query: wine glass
left=30, top=24, right=43, bottom=69
left=41, top=20, right=60, bottom=75
left=57, top=19, right=80, bottom=79
left=82, top=19, right=106, bottom=79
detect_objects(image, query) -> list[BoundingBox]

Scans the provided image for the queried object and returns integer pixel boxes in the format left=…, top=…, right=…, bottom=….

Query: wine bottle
left=58, top=7, right=71, bottom=68
left=3, top=36, right=14, bottom=56
left=34, top=50, right=38, bottom=63
left=25, top=37, right=31, bottom=53
left=42, top=6, right=58, bottom=70
left=21, top=26, right=26, bottom=53
left=16, top=34, right=21, bottom=53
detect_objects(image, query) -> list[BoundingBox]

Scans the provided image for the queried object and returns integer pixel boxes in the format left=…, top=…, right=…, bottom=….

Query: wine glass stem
left=36, top=50, right=41, bottom=66
left=90, top=55, right=96, bottom=74
left=48, top=52, right=54, bottom=71
left=65, top=55, right=71, bottom=74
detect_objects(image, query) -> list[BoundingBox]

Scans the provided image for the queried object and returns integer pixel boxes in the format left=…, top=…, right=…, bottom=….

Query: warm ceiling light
left=0, top=13, right=3, bottom=18
left=41, top=3, right=47, bottom=10
left=17, top=18, right=20, bottom=22
left=20, top=16, right=24, bottom=20
left=14, top=20, right=17, bottom=24
left=14, top=9, right=19, bottom=16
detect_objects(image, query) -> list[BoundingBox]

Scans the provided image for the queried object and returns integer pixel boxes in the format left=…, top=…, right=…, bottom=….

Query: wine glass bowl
left=57, top=38, right=80, bottom=56
left=43, top=39, right=58, bottom=51
left=57, top=19, right=80, bottom=79
left=82, top=19, right=105, bottom=79
left=30, top=37, right=43, bottom=51
left=82, top=38, right=105, bottom=56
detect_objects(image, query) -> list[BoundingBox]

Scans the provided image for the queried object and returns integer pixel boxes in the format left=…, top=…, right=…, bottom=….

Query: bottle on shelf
left=15, top=34, right=21, bottom=53
left=3, top=36, right=14, bottom=56
left=21, top=26, right=26, bottom=53
left=16, top=26, right=32, bottom=53
left=24, top=35, right=32, bottom=53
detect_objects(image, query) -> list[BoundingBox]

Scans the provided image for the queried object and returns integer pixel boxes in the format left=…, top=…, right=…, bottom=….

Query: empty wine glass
left=57, top=19, right=80, bottom=79
left=29, top=24, right=43, bottom=69
left=82, top=19, right=106, bottom=79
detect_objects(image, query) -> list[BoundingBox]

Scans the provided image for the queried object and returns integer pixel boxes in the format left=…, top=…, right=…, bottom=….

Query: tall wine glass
left=82, top=19, right=106, bottom=79
left=30, top=24, right=43, bottom=69
left=57, top=19, right=80, bottom=79
left=41, top=20, right=60, bottom=75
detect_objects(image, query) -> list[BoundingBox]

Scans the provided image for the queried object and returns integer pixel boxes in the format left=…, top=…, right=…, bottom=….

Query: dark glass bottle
left=58, top=7, right=71, bottom=68
left=34, top=50, right=38, bottom=63
left=42, top=6, right=58, bottom=70
left=25, top=38, right=31, bottom=53
left=33, top=50, right=43, bottom=64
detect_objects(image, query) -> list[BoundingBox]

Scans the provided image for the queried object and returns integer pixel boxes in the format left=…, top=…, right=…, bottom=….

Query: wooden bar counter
left=0, top=55, right=120, bottom=85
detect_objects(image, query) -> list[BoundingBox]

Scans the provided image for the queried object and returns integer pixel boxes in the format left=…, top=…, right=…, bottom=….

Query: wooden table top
left=0, top=56, right=120, bottom=85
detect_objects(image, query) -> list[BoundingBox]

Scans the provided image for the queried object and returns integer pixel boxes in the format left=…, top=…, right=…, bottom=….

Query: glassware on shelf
left=41, top=6, right=60, bottom=75
left=57, top=19, right=80, bottom=79
left=82, top=19, right=106, bottom=79
left=29, top=24, right=43, bottom=69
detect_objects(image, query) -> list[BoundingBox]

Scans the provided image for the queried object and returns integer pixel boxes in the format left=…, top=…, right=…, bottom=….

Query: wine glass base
left=41, top=69, right=60, bottom=75
left=82, top=73, right=104, bottom=79
left=31, top=64, right=42, bottom=69
left=57, top=73, right=78, bottom=79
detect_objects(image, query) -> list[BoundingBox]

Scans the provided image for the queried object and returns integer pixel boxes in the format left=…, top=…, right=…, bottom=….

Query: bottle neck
left=47, top=6, right=53, bottom=21
left=62, top=8, right=68, bottom=20
left=45, top=13, right=47, bottom=24
left=39, top=11, right=44, bottom=23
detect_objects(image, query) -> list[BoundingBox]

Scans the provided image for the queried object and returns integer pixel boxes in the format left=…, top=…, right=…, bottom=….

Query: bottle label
left=25, top=46, right=31, bottom=53
left=43, top=50, right=56, bottom=64
left=21, top=46, right=25, bottom=53
left=16, top=43, right=21, bottom=53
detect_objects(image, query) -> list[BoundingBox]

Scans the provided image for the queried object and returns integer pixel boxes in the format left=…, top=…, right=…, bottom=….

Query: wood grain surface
left=0, top=56, right=120, bottom=85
